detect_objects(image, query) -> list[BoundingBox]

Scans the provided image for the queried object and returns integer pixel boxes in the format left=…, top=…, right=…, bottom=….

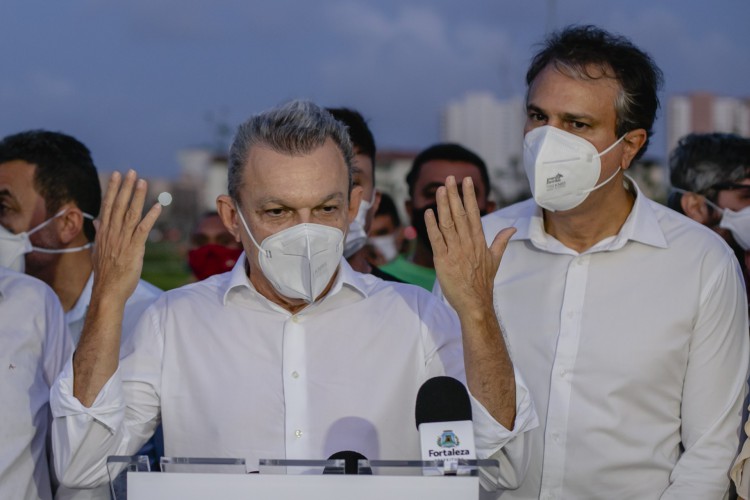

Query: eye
left=528, top=111, right=547, bottom=123
left=569, top=120, right=588, bottom=130
left=320, top=204, right=338, bottom=214
left=265, top=208, right=285, bottom=217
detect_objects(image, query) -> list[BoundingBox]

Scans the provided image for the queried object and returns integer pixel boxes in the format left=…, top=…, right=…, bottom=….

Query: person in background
left=382, top=143, right=495, bottom=290
left=188, top=210, right=243, bottom=281
left=469, top=25, right=749, bottom=498
left=0, top=267, right=72, bottom=500
left=0, top=130, right=162, bottom=499
left=365, top=192, right=404, bottom=268
left=667, top=132, right=750, bottom=306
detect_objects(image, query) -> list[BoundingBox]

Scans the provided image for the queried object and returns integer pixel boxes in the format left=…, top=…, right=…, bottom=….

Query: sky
left=0, top=0, right=748, bottom=178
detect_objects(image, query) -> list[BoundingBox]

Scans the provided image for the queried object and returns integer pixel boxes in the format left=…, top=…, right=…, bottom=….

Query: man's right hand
left=73, top=170, right=161, bottom=406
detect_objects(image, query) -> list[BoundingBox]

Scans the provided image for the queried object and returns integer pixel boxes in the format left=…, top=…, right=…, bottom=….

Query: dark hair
left=327, top=107, right=377, bottom=186
left=0, top=130, right=101, bottom=241
left=374, top=192, right=401, bottom=227
left=667, top=133, right=750, bottom=212
left=406, top=143, right=490, bottom=198
left=526, top=25, right=663, bottom=160
left=228, top=100, right=354, bottom=204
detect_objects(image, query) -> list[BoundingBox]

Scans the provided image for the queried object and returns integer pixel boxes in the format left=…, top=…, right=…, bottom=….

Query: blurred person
left=365, top=192, right=404, bottom=267
left=668, top=133, right=750, bottom=303
left=0, top=130, right=162, bottom=499
left=382, top=143, right=495, bottom=290
left=187, top=210, right=243, bottom=281
left=0, top=267, right=73, bottom=500
left=50, top=100, right=536, bottom=493
left=466, top=25, right=749, bottom=498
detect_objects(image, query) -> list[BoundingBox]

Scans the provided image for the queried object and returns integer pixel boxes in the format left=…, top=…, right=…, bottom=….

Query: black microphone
left=324, top=450, right=371, bottom=475
left=415, top=376, right=476, bottom=474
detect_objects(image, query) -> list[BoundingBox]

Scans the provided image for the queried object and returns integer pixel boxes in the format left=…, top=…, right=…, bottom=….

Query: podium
left=109, top=456, right=501, bottom=500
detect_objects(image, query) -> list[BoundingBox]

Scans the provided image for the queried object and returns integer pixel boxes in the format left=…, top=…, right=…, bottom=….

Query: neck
left=41, top=250, right=93, bottom=312
left=410, top=240, right=434, bottom=268
left=346, top=247, right=372, bottom=274
left=543, top=175, right=635, bottom=253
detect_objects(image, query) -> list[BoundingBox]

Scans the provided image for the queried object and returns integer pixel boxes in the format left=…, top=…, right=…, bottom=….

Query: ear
left=56, top=205, right=85, bottom=245
left=680, top=192, right=712, bottom=224
left=369, top=190, right=382, bottom=216
left=348, top=185, right=364, bottom=224
left=216, top=195, right=242, bottom=243
left=619, top=129, right=647, bottom=170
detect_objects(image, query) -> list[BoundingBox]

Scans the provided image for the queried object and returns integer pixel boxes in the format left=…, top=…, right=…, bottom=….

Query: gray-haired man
left=50, top=100, right=536, bottom=493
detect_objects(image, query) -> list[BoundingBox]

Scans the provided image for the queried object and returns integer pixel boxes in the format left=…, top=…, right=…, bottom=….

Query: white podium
left=112, top=457, right=500, bottom=500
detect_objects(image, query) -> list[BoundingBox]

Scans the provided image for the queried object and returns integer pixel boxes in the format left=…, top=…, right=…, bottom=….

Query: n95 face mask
left=523, top=126, right=625, bottom=212
left=694, top=192, right=750, bottom=251
left=236, top=208, right=344, bottom=304
left=343, top=192, right=374, bottom=258
left=0, top=209, right=94, bottom=273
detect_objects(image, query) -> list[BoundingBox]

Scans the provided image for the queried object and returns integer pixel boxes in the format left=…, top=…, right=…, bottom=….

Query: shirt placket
left=282, top=313, right=309, bottom=458
left=540, top=254, right=589, bottom=500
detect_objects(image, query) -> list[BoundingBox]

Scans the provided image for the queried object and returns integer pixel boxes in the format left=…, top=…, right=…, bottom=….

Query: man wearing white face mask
left=50, top=100, right=537, bottom=493
left=467, top=26, right=749, bottom=499
left=0, top=130, right=162, bottom=499
left=667, top=133, right=750, bottom=305
left=326, top=107, right=401, bottom=282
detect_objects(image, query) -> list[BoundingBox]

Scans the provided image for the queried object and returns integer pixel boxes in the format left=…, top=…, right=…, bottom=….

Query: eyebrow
left=257, top=192, right=345, bottom=207
left=527, top=104, right=597, bottom=123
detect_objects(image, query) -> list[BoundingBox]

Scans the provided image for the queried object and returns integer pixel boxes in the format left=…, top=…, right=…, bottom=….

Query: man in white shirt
left=0, top=267, right=73, bottom=500
left=50, top=100, right=537, bottom=493
left=477, top=25, right=749, bottom=498
left=0, top=130, right=162, bottom=499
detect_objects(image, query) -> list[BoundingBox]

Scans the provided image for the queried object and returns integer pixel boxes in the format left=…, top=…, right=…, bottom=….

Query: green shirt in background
left=379, top=255, right=436, bottom=291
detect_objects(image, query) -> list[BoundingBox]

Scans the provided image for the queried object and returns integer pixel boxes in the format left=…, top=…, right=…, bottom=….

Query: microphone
left=415, top=376, right=476, bottom=475
left=324, top=451, right=371, bottom=475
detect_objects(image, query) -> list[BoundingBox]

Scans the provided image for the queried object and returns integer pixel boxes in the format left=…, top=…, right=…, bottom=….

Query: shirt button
left=292, top=371, right=299, bottom=379
left=291, top=316, right=300, bottom=323
left=559, top=369, right=567, bottom=377
left=295, top=430, right=303, bottom=438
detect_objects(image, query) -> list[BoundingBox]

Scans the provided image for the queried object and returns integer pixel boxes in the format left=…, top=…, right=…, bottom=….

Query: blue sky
left=1, top=0, right=748, bottom=178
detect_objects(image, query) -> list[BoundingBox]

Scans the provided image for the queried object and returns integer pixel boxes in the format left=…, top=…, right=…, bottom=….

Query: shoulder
left=482, top=198, right=536, bottom=229
left=649, top=199, right=735, bottom=258
left=0, top=267, right=59, bottom=306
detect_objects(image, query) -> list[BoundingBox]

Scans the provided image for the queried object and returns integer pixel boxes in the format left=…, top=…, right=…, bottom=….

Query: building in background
left=441, top=92, right=529, bottom=206
left=667, top=93, right=750, bottom=154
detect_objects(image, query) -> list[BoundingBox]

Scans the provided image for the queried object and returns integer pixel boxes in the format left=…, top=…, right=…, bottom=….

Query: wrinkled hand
left=91, top=170, right=161, bottom=304
left=426, top=176, right=515, bottom=315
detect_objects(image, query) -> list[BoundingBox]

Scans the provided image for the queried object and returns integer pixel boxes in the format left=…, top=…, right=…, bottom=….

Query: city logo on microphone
left=437, top=430, right=459, bottom=448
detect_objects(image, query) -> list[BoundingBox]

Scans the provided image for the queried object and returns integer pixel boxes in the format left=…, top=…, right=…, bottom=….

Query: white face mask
left=236, top=207, right=344, bottom=304
left=689, top=192, right=750, bottom=251
left=0, top=209, right=94, bottom=273
left=368, top=233, right=399, bottom=263
left=343, top=192, right=374, bottom=258
left=523, top=125, right=626, bottom=212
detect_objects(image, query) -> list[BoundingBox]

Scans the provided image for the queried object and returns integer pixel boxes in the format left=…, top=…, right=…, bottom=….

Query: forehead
left=241, top=139, right=349, bottom=206
left=415, top=160, right=487, bottom=194
left=528, top=64, right=620, bottom=124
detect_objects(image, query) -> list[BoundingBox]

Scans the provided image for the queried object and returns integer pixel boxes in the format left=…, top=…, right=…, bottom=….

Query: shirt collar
left=511, top=176, right=668, bottom=253
left=222, top=252, right=369, bottom=309
left=65, top=272, right=94, bottom=324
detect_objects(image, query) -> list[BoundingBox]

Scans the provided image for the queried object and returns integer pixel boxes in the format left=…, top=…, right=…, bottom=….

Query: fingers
left=99, top=171, right=121, bottom=231
left=425, top=207, right=447, bottom=256
left=460, top=177, right=485, bottom=242
left=489, top=227, right=517, bottom=265
left=134, top=202, right=162, bottom=246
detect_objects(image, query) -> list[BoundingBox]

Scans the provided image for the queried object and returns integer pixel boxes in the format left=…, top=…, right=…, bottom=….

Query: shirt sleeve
left=421, top=294, right=538, bottom=490
left=50, top=305, right=163, bottom=490
left=661, top=255, right=750, bottom=498
left=41, top=286, right=74, bottom=388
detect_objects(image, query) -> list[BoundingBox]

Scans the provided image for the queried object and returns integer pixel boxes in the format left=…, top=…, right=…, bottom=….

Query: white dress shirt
left=480, top=180, right=749, bottom=499
left=50, top=259, right=537, bottom=492
left=1, top=268, right=73, bottom=500
left=57, top=272, right=161, bottom=500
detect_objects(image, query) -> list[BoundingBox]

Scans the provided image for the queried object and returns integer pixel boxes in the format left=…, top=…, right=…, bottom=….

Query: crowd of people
left=2, top=24, right=750, bottom=500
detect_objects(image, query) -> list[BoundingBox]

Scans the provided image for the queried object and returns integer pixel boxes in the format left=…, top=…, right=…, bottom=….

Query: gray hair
left=228, top=99, right=355, bottom=203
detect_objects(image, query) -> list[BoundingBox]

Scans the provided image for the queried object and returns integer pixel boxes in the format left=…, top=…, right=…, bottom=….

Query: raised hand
left=425, top=175, right=515, bottom=316
left=74, top=169, right=161, bottom=406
